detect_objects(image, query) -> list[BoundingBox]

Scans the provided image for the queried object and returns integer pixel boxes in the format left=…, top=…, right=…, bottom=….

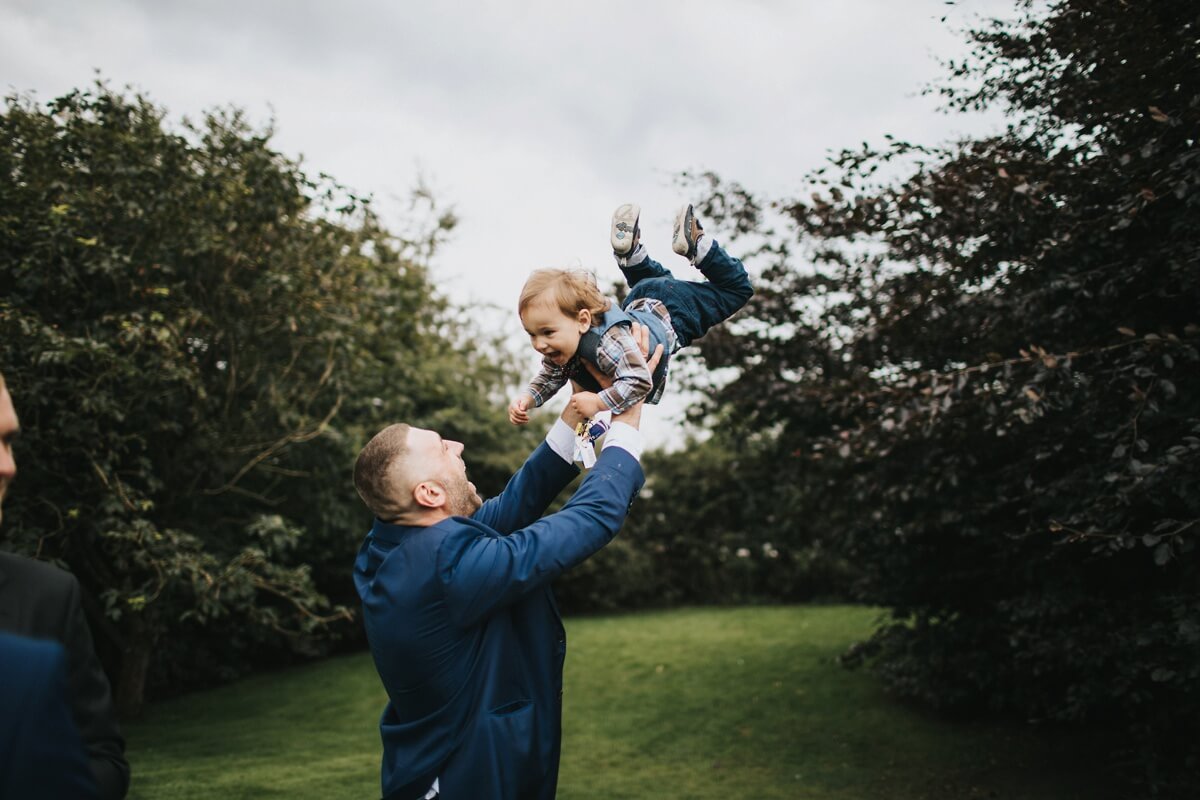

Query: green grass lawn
left=125, top=606, right=1112, bottom=799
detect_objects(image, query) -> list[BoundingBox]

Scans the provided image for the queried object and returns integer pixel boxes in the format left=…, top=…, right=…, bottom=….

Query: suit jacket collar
left=0, top=555, right=15, bottom=628
left=370, top=518, right=434, bottom=546
left=0, top=552, right=13, bottom=591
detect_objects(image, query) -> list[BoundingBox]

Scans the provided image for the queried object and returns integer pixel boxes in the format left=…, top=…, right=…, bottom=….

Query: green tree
left=0, top=83, right=534, bottom=714
left=681, top=1, right=1198, bottom=794
left=554, top=430, right=855, bottom=613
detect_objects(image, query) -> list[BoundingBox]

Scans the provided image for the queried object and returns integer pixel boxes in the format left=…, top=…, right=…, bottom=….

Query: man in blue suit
left=353, top=331, right=660, bottom=800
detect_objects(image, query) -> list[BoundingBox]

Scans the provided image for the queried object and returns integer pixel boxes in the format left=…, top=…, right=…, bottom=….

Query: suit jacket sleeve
left=471, top=441, right=580, bottom=535
left=440, top=445, right=643, bottom=627
left=59, top=574, right=130, bottom=800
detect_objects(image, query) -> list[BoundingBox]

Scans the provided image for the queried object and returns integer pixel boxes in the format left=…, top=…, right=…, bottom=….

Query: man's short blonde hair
left=353, top=423, right=414, bottom=521
left=519, top=269, right=611, bottom=319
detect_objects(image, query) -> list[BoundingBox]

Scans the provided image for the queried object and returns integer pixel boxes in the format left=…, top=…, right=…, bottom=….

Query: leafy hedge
left=0, top=84, right=537, bottom=713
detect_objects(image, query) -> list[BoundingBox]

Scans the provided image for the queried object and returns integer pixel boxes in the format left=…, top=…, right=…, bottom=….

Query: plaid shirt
left=526, top=299, right=672, bottom=415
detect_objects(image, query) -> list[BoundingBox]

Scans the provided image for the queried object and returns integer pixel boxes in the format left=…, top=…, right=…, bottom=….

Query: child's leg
left=693, top=237, right=755, bottom=318
left=623, top=237, right=753, bottom=348
left=611, top=203, right=674, bottom=289
left=616, top=244, right=674, bottom=289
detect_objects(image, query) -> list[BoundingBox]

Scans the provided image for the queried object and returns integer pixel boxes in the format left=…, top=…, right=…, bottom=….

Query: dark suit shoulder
left=0, top=551, right=77, bottom=603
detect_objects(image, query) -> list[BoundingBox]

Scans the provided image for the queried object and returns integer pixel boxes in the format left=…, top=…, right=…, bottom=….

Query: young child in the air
left=508, top=203, right=753, bottom=425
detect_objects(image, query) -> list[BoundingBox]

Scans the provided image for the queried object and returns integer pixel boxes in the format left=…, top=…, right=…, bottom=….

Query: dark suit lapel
left=0, top=558, right=15, bottom=628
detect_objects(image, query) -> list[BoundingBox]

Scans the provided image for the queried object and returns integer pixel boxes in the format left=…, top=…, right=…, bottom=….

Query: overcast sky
left=1, top=0, right=1012, bottom=446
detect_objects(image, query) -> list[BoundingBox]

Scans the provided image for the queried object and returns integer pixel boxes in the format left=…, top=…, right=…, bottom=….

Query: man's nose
left=0, top=448, right=15, bottom=480
left=448, top=440, right=465, bottom=457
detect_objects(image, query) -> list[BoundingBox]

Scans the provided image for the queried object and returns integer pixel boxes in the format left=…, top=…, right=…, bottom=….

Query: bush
left=0, top=82, right=535, bottom=712
left=675, top=1, right=1200, bottom=794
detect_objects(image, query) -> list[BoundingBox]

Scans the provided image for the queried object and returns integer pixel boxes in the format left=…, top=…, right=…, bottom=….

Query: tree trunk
left=115, top=619, right=152, bottom=720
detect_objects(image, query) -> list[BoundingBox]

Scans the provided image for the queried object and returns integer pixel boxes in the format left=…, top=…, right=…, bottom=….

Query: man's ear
left=412, top=480, right=446, bottom=510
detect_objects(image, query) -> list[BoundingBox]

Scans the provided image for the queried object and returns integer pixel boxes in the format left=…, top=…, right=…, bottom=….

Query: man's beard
left=441, top=473, right=482, bottom=517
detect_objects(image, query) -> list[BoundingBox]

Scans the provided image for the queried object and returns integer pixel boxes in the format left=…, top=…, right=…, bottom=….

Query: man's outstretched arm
left=440, top=412, right=646, bottom=628
left=474, top=322, right=660, bottom=535
left=470, top=411, right=582, bottom=535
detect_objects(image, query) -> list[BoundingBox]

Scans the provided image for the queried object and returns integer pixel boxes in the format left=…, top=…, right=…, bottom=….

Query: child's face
left=520, top=294, right=592, bottom=366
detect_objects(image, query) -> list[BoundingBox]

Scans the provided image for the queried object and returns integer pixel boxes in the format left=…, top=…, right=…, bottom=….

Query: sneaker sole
left=672, top=204, right=696, bottom=259
left=611, top=203, right=641, bottom=255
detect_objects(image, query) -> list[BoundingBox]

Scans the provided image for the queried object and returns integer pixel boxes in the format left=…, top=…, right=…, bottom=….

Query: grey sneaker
left=671, top=204, right=703, bottom=260
left=611, top=203, right=641, bottom=256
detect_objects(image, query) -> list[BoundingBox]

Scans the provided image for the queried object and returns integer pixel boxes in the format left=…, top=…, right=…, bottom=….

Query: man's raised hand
left=566, top=321, right=664, bottom=431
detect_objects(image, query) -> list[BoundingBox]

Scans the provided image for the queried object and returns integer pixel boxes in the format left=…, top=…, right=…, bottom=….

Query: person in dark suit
left=353, top=328, right=660, bottom=800
left=0, top=371, right=130, bottom=799
left=0, top=631, right=100, bottom=800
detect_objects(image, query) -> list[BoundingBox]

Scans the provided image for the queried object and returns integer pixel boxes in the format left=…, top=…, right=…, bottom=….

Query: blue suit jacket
left=0, top=632, right=100, bottom=800
left=354, top=440, right=644, bottom=800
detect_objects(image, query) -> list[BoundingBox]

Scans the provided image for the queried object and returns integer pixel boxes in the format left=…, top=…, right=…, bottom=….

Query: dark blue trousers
left=619, top=239, right=753, bottom=348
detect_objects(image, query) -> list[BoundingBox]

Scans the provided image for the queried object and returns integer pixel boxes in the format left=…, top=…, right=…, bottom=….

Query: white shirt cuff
left=546, top=418, right=577, bottom=464
left=601, top=421, right=644, bottom=462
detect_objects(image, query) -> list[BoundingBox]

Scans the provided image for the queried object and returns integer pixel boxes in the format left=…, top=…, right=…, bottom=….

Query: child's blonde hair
left=519, top=269, right=611, bottom=320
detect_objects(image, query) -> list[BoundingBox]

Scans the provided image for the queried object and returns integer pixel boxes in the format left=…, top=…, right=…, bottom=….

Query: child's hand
left=569, top=391, right=608, bottom=419
left=509, top=394, right=533, bottom=425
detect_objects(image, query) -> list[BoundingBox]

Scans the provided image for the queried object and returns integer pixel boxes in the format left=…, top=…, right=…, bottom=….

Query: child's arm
left=589, top=324, right=654, bottom=416
left=511, top=359, right=569, bottom=424
left=508, top=393, right=534, bottom=425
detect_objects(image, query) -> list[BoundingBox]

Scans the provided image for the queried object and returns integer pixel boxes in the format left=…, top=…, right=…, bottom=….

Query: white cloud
left=1, top=0, right=1014, bottom=446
